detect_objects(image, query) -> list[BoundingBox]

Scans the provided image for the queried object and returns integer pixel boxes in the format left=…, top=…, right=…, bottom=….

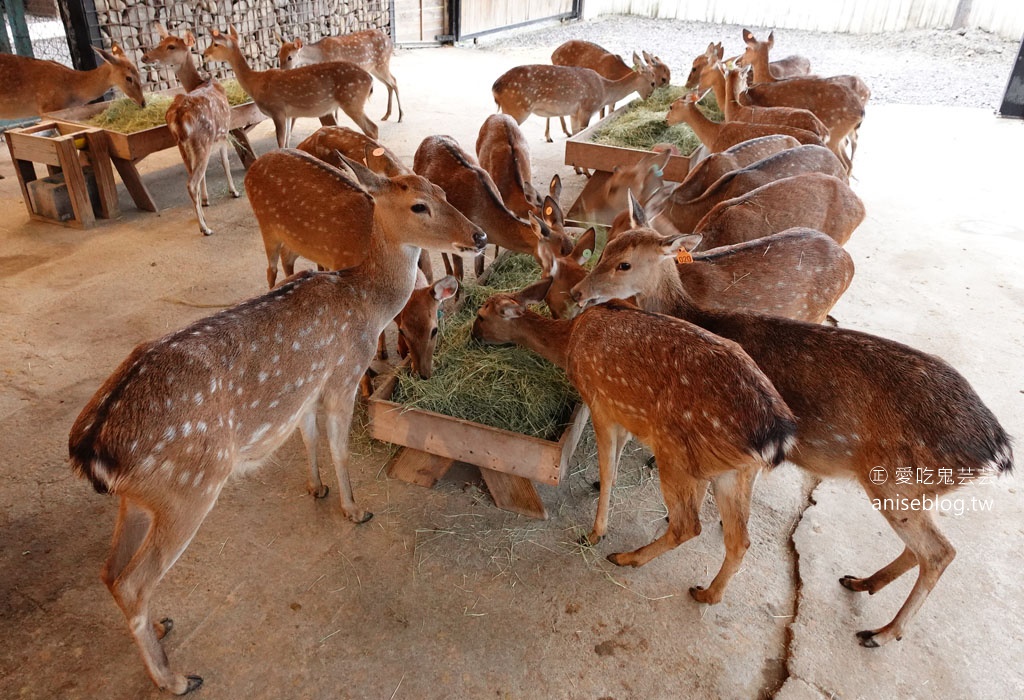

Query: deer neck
left=222, top=45, right=259, bottom=99
left=702, top=68, right=727, bottom=110
left=62, top=62, right=117, bottom=106
left=636, top=257, right=700, bottom=320
left=176, top=56, right=206, bottom=92
left=511, top=311, right=573, bottom=370
left=679, top=104, right=719, bottom=147
left=602, top=71, right=644, bottom=106
left=723, top=73, right=742, bottom=120
left=750, top=53, right=773, bottom=84
left=353, top=230, right=422, bottom=327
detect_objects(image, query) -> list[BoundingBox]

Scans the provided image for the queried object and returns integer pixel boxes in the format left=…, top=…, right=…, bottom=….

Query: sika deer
left=551, top=40, right=670, bottom=120
left=492, top=61, right=658, bottom=142
left=70, top=149, right=484, bottom=694
left=203, top=25, right=376, bottom=147
left=667, top=92, right=824, bottom=153
left=722, top=65, right=829, bottom=141
left=277, top=29, right=402, bottom=121
left=737, top=29, right=811, bottom=80
left=475, top=114, right=542, bottom=219
left=142, top=24, right=239, bottom=236
left=694, top=172, right=865, bottom=249
left=672, top=134, right=801, bottom=202
left=571, top=210, right=1013, bottom=647
left=574, top=148, right=670, bottom=225
left=472, top=283, right=797, bottom=601
left=413, top=135, right=572, bottom=278
left=0, top=42, right=145, bottom=118
left=537, top=217, right=853, bottom=324
left=295, top=125, right=407, bottom=177
left=661, top=144, right=846, bottom=233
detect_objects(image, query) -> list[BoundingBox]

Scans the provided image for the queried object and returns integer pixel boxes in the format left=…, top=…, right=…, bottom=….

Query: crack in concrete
left=766, top=475, right=820, bottom=699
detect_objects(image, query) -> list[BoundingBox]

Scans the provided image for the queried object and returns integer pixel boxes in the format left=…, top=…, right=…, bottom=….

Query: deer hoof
left=689, top=586, right=720, bottom=604
left=839, top=575, right=865, bottom=592
left=350, top=510, right=373, bottom=524
left=856, top=630, right=881, bottom=648
left=155, top=617, right=174, bottom=639
left=231, top=190, right=241, bottom=199
left=577, top=532, right=601, bottom=547
left=310, top=485, right=329, bottom=499
left=182, top=675, right=204, bottom=694
left=607, top=552, right=638, bottom=567
left=590, top=480, right=601, bottom=491
left=201, top=228, right=213, bottom=237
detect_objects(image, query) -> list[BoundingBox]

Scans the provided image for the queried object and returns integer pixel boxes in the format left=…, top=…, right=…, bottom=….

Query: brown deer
left=551, top=40, right=670, bottom=120
left=475, top=113, right=542, bottom=219
left=277, top=29, right=402, bottom=121
left=574, top=148, right=671, bottom=225
left=413, top=135, right=573, bottom=278
left=693, top=172, right=865, bottom=249
left=69, top=149, right=484, bottom=694
left=737, top=29, right=811, bottom=80
left=536, top=218, right=853, bottom=324
left=142, top=24, right=239, bottom=236
left=472, top=283, right=797, bottom=602
left=492, top=61, right=658, bottom=142
left=722, top=64, right=830, bottom=141
left=667, top=92, right=825, bottom=153
left=671, top=134, right=801, bottom=202
left=203, top=25, right=377, bottom=147
left=570, top=206, right=1014, bottom=647
left=0, top=42, right=145, bottom=119
left=660, top=144, right=846, bottom=233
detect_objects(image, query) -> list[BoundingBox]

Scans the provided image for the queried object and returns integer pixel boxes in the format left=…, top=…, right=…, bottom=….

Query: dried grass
left=85, top=79, right=251, bottom=134
left=590, top=85, right=722, bottom=156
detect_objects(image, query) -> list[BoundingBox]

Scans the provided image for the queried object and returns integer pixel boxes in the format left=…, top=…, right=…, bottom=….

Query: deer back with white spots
left=570, top=203, right=1014, bottom=648
left=475, top=113, right=543, bottom=219
left=472, top=281, right=797, bottom=604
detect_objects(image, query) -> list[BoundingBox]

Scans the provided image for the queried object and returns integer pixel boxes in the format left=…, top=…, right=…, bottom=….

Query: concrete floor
left=1, top=43, right=1022, bottom=699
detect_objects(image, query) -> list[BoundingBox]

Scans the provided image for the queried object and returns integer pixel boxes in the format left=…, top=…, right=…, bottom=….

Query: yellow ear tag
left=544, top=205, right=553, bottom=216
left=676, top=249, right=693, bottom=264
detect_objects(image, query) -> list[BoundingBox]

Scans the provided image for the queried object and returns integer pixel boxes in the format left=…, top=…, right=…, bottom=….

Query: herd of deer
left=0, top=19, right=1009, bottom=696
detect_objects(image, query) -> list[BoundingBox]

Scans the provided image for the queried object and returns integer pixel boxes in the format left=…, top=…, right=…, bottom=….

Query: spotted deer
left=472, top=282, right=797, bottom=601
left=671, top=134, right=801, bottom=202
left=277, top=28, right=402, bottom=121
left=413, top=135, right=573, bottom=278
left=574, top=148, right=671, bottom=225
left=737, top=29, right=811, bottom=80
left=142, top=24, right=239, bottom=236
left=660, top=144, right=846, bottom=233
left=476, top=114, right=542, bottom=219
left=693, top=172, right=865, bottom=249
left=492, top=60, right=658, bottom=142
left=570, top=203, right=1014, bottom=647
left=536, top=216, right=853, bottom=323
left=667, top=91, right=825, bottom=154
left=69, top=148, right=484, bottom=695
left=0, top=42, right=145, bottom=119
left=722, top=64, right=830, bottom=141
left=203, top=25, right=376, bottom=148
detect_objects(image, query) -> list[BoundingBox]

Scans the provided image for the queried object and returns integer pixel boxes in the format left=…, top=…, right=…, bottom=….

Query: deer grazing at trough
left=413, top=134, right=573, bottom=278
left=693, top=172, right=865, bottom=249
left=277, top=28, right=402, bottom=122
left=536, top=216, right=853, bottom=324
left=660, top=144, right=846, bottom=233
left=142, top=24, right=239, bottom=236
left=203, top=25, right=377, bottom=148
left=671, top=134, right=801, bottom=202
left=570, top=203, right=1013, bottom=647
left=573, top=148, right=671, bottom=225
left=492, top=60, right=658, bottom=142
left=722, top=64, right=830, bottom=141
left=0, top=42, right=145, bottom=119
left=473, top=282, right=797, bottom=600
left=667, top=92, right=825, bottom=154
left=70, top=148, right=484, bottom=694
left=475, top=113, right=543, bottom=219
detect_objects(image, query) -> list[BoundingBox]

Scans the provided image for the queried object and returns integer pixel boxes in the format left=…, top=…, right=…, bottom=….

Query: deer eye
left=430, top=327, right=438, bottom=339
left=411, top=203, right=428, bottom=214
left=617, top=262, right=631, bottom=271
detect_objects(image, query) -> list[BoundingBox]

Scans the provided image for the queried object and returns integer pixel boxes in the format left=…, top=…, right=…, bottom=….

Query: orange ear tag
left=371, top=147, right=385, bottom=157
left=676, top=249, right=693, bottom=264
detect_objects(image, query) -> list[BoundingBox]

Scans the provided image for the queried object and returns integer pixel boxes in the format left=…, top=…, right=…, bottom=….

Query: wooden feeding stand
left=44, top=88, right=265, bottom=213
left=4, top=121, right=119, bottom=228
left=367, top=364, right=590, bottom=519
left=564, top=103, right=692, bottom=226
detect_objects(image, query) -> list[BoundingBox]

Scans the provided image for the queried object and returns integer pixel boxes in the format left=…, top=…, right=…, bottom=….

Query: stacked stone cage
left=91, top=0, right=392, bottom=92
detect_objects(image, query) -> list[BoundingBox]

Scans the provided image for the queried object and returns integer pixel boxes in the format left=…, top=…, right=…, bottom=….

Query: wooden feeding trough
left=44, top=88, right=265, bottom=213
left=368, top=363, right=590, bottom=520
left=4, top=121, right=119, bottom=228
left=564, top=102, right=693, bottom=226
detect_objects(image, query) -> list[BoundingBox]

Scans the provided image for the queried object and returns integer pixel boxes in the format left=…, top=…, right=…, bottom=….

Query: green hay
left=392, top=254, right=580, bottom=442
left=85, top=80, right=251, bottom=134
left=590, top=85, right=722, bottom=156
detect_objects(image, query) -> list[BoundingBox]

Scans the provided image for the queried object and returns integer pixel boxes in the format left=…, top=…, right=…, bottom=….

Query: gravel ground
left=478, top=14, right=1020, bottom=110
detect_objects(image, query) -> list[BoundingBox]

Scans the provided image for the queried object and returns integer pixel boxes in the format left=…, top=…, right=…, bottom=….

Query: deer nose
left=570, top=288, right=582, bottom=303
left=472, top=230, right=487, bottom=249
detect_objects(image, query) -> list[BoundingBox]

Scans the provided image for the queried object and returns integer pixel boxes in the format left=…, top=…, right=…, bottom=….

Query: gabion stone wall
left=93, top=0, right=391, bottom=93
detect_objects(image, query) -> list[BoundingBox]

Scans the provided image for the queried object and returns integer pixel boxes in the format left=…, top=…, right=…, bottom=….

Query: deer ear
left=294, top=37, right=303, bottom=49
left=535, top=238, right=557, bottom=276
left=742, top=28, right=754, bottom=44
left=661, top=234, right=702, bottom=258
left=93, top=46, right=117, bottom=65
left=572, top=227, right=597, bottom=265
left=152, top=22, right=169, bottom=38
left=229, top=25, right=239, bottom=40
left=627, top=191, right=647, bottom=228
left=529, top=211, right=554, bottom=241
left=184, top=31, right=196, bottom=47
left=432, top=276, right=459, bottom=302
left=767, top=31, right=775, bottom=48
left=334, top=151, right=385, bottom=189
left=541, top=195, right=563, bottom=229
left=515, top=278, right=554, bottom=307
left=549, top=173, right=562, bottom=201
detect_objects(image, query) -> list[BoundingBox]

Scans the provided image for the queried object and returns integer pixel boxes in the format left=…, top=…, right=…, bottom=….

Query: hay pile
left=85, top=79, right=251, bottom=134
left=590, top=85, right=722, bottom=156
left=392, top=254, right=579, bottom=441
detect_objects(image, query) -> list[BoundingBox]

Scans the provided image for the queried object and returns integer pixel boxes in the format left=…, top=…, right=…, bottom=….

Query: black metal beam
left=57, top=0, right=101, bottom=70
left=999, top=36, right=1024, bottom=119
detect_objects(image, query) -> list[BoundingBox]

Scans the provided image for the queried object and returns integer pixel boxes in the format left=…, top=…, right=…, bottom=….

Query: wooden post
left=6, top=0, right=34, bottom=57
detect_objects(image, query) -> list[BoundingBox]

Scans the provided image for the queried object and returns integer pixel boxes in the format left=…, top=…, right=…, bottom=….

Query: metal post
left=57, top=0, right=100, bottom=70
left=999, top=36, right=1024, bottom=119
left=6, top=0, right=33, bottom=56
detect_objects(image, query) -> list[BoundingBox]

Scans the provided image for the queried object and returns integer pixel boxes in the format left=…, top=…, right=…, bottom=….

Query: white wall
left=582, top=0, right=1024, bottom=39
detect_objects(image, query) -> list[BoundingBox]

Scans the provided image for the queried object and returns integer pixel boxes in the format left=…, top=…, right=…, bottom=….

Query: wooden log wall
left=91, top=0, right=391, bottom=92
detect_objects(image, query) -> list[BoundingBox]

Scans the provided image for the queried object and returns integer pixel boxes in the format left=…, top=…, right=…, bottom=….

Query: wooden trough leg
left=479, top=467, right=548, bottom=520
left=55, top=137, right=94, bottom=228
left=111, top=157, right=158, bottom=212
left=229, top=126, right=258, bottom=169
left=387, top=448, right=454, bottom=488
left=84, top=131, right=119, bottom=219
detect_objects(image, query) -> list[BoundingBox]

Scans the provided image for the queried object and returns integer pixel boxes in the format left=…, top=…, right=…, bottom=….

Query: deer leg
left=219, top=142, right=239, bottom=198
left=340, top=103, right=379, bottom=141
left=264, top=242, right=282, bottom=288
left=104, top=498, right=171, bottom=640
left=474, top=248, right=486, bottom=276
left=297, top=406, right=329, bottom=498
left=185, top=159, right=212, bottom=237
left=376, top=330, right=389, bottom=361
left=274, top=116, right=289, bottom=149
left=544, top=118, right=553, bottom=143
left=323, top=383, right=373, bottom=524
left=377, top=69, right=402, bottom=122
left=853, top=503, right=955, bottom=648
left=584, top=415, right=629, bottom=545
left=840, top=546, right=917, bottom=594
left=690, top=465, right=758, bottom=604
left=281, top=248, right=300, bottom=279
left=559, top=116, right=571, bottom=137
left=104, top=493, right=219, bottom=695
left=608, top=453, right=705, bottom=568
